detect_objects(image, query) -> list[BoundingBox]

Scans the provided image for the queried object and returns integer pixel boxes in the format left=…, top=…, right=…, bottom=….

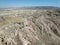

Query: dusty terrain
left=0, top=7, right=60, bottom=45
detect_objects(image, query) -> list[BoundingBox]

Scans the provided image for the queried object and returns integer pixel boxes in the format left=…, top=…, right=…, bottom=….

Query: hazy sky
left=0, top=0, right=60, bottom=8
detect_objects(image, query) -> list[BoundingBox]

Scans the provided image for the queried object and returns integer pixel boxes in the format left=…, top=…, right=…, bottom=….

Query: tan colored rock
left=0, top=9, right=60, bottom=45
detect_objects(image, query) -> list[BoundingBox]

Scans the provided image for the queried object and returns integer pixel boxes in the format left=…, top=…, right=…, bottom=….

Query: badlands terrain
left=0, top=7, right=60, bottom=45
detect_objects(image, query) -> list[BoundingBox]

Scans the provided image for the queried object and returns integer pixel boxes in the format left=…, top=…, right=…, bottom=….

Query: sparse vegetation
left=0, top=7, right=60, bottom=45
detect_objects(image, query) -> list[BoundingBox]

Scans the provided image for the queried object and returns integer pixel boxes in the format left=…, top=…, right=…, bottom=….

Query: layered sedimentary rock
left=0, top=9, right=60, bottom=45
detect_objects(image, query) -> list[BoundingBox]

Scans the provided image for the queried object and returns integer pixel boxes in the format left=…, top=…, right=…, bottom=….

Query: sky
left=0, top=0, right=60, bottom=8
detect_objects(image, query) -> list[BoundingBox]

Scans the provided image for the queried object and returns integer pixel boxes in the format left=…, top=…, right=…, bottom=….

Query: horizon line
left=0, top=6, right=60, bottom=9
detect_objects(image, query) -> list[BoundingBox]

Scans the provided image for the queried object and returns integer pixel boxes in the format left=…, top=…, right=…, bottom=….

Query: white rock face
left=0, top=9, right=60, bottom=45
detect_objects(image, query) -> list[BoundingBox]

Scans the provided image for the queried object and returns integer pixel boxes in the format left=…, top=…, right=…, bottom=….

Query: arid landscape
left=0, top=7, right=60, bottom=45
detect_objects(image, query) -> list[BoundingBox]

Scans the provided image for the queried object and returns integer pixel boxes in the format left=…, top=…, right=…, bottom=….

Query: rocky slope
left=0, top=8, right=60, bottom=45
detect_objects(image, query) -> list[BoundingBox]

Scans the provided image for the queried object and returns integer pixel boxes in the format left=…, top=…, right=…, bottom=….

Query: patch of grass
left=0, top=16, right=24, bottom=27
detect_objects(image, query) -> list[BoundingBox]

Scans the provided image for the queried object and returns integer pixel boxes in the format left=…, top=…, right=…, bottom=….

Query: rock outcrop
left=0, top=9, right=60, bottom=45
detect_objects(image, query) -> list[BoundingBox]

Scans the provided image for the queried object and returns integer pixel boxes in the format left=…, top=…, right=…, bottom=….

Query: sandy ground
left=0, top=9, right=60, bottom=45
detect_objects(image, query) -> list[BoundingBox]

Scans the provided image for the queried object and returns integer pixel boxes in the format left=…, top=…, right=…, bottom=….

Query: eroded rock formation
left=0, top=9, right=60, bottom=45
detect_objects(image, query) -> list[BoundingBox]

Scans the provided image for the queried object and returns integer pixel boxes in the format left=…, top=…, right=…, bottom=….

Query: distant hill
left=18, top=6, right=60, bottom=10
left=0, top=6, right=60, bottom=10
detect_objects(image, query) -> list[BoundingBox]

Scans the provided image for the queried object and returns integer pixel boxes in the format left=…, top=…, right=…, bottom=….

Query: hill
left=0, top=6, right=60, bottom=45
